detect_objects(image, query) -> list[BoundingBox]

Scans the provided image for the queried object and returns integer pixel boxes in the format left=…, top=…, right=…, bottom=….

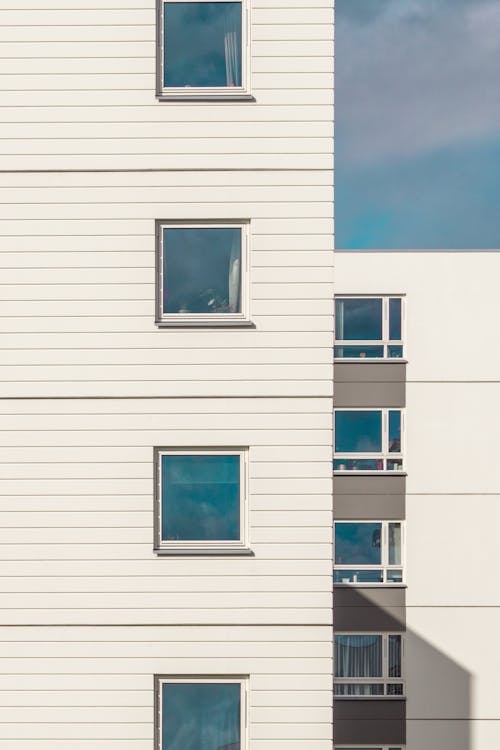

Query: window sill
left=157, top=93, right=256, bottom=103
left=333, top=583, right=407, bottom=589
left=155, top=319, right=256, bottom=329
left=154, top=547, right=254, bottom=557
left=333, top=695, right=406, bottom=701
left=334, top=358, right=408, bottom=364
left=333, top=471, right=407, bottom=477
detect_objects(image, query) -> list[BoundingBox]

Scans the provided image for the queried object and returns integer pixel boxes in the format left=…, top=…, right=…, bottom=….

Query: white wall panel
left=335, top=251, right=500, bottom=380
left=406, top=382, right=500, bottom=493
left=407, top=608, right=500, bottom=719
left=406, top=494, right=500, bottom=605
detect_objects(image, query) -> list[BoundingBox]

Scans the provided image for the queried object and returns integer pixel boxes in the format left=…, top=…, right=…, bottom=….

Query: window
left=155, top=676, right=247, bottom=750
left=335, top=747, right=404, bottom=750
left=334, top=521, right=404, bottom=584
left=156, top=222, right=250, bottom=327
left=334, top=634, right=404, bottom=697
left=158, top=0, right=250, bottom=99
left=155, top=449, right=249, bottom=553
left=334, top=296, right=404, bottom=359
left=334, top=409, right=403, bottom=472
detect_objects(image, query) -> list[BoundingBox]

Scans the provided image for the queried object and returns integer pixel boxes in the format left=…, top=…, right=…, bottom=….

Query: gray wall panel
left=333, top=699, right=406, bottom=744
left=334, top=587, right=406, bottom=631
left=335, top=363, right=407, bottom=383
left=334, top=380, right=406, bottom=407
left=333, top=475, right=406, bottom=520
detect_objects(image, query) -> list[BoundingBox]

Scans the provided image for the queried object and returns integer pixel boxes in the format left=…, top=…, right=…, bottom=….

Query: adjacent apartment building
left=1, top=2, right=499, bottom=750
left=334, top=250, right=500, bottom=750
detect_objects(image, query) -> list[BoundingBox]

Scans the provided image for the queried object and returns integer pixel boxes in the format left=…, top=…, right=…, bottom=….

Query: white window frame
left=334, top=633, right=405, bottom=698
left=155, top=447, right=249, bottom=553
left=334, top=521, right=405, bottom=586
left=157, top=0, right=251, bottom=100
left=155, top=675, right=249, bottom=750
left=334, top=295, right=405, bottom=360
left=335, top=746, right=405, bottom=750
left=334, top=408, right=404, bottom=473
left=156, top=220, right=251, bottom=327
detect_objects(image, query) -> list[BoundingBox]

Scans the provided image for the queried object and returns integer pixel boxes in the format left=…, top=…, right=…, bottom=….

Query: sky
left=335, top=0, right=500, bottom=249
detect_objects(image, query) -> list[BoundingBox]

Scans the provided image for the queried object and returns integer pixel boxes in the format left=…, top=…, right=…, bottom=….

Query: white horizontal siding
left=0, top=153, right=333, bottom=170
left=0, top=56, right=333, bottom=75
left=0, top=0, right=333, bottom=6
left=0, top=182, right=332, bottom=199
left=0, top=137, right=331, bottom=155
left=0, top=170, right=333, bottom=186
left=0, top=0, right=334, bottom=741
left=0, top=397, right=332, bottom=623
left=0, top=2, right=333, bottom=169
left=0, top=174, right=333, bottom=397
left=0, top=624, right=331, bottom=748
left=0, top=104, right=332, bottom=122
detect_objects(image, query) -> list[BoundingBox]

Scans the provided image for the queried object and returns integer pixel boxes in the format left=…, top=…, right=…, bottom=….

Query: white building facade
left=2, top=2, right=496, bottom=750
left=0, top=1, right=334, bottom=749
left=334, top=251, right=500, bottom=750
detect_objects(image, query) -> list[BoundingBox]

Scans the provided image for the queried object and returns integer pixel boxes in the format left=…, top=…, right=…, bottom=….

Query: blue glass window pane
left=335, top=522, right=382, bottom=565
left=335, top=298, right=382, bottom=340
left=388, top=345, right=403, bottom=358
left=335, top=411, right=382, bottom=453
left=164, top=2, right=242, bottom=88
left=387, top=569, right=403, bottom=583
left=389, top=298, right=402, bottom=340
left=387, top=458, right=402, bottom=471
left=161, top=455, right=240, bottom=541
left=162, top=682, right=241, bottom=750
left=163, top=227, right=241, bottom=314
left=388, top=411, right=401, bottom=453
left=334, top=345, right=385, bottom=359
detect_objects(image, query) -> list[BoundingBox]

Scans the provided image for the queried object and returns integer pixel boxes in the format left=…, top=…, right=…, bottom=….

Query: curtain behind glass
left=335, top=635, right=382, bottom=678
left=388, top=635, right=402, bottom=678
left=228, top=231, right=241, bottom=312
left=223, top=3, right=242, bottom=86
left=335, top=299, right=345, bottom=340
left=388, top=523, right=402, bottom=565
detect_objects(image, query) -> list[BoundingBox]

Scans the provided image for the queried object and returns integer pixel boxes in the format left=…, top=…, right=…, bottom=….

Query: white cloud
left=336, top=0, right=500, bottom=165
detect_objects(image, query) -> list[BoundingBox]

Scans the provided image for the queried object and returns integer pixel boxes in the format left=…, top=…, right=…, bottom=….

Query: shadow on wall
left=333, top=587, right=472, bottom=750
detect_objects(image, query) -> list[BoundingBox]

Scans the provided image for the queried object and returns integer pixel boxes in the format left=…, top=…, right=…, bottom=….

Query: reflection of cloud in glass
left=335, top=298, right=382, bottom=340
left=162, top=682, right=241, bottom=750
left=164, top=2, right=242, bottom=87
left=161, top=455, right=240, bottom=542
left=335, top=411, right=382, bottom=453
left=336, top=0, right=500, bottom=249
left=335, top=522, right=382, bottom=565
left=389, top=411, right=401, bottom=453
